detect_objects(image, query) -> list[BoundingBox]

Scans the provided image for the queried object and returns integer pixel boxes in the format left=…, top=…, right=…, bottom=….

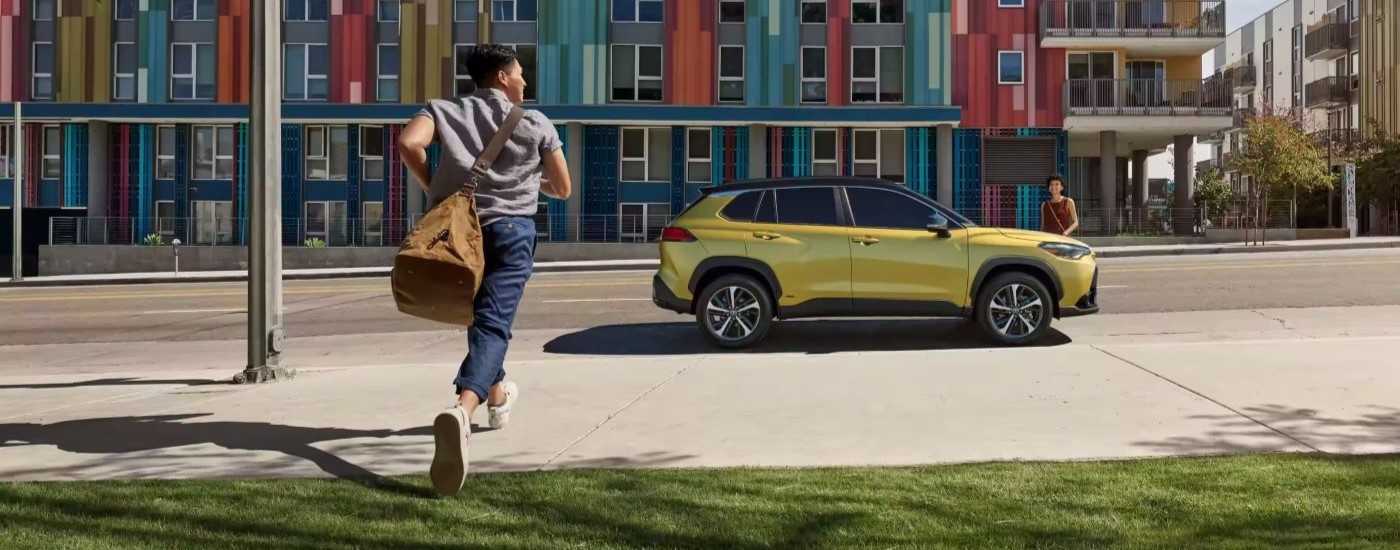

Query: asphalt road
left=2, top=248, right=1398, bottom=346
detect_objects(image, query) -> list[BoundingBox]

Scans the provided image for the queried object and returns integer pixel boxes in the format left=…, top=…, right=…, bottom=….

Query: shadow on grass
left=543, top=319, right=1072, bottom=356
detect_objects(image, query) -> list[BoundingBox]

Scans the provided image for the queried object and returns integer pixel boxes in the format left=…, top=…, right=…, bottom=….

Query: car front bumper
left=1061, top=265, right=1100, bottom=317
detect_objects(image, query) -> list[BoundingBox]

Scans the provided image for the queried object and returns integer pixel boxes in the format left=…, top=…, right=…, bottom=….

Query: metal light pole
left=235, top=0, right=293, bottom=384
left=10, top=103, right=21, bottom=282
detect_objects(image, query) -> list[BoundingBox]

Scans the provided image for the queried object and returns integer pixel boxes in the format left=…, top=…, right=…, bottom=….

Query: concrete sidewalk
left=6, top=236, right=1400, bottom=287
left=2, top=305, right=1398, bottom=482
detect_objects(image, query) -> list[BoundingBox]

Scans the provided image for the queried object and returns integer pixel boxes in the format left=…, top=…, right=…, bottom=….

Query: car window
left=754, top=190, right=777, bottom=224
left=774, top=187, right=841, bottom=226
left=718, top=190, right=761, bottom=222
left=845, top=187, right=937, bottom=230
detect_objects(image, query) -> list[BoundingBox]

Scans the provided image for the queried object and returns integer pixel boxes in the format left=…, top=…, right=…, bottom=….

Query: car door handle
left=852, top=236, right=880, bottom=245
left=753, top=231, right=782, bottom=240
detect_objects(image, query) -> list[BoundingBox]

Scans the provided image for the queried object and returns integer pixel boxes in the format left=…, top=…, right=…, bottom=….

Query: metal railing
left=1304, top=12, right=1350, bottom=60
left=1232, top=107, right=1256, bottom=127
left=1226, top=65, right=1257, bottom=92
left=1304, top=75, right=1355, bottom=109
left=1063, top=78, right=1232, bottom=116
left=1039, top=0, right=1227, bottom=39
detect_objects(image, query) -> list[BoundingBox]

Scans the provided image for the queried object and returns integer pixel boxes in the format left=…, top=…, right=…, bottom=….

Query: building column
left=748, top=124, right=767, bottom=179
left=1172, top=134, right=1195, bottom=235
left=1131, top=149, right=1148, bottom=210
left=86, top=122, right=111, bottom=245
left=1099, top=131, right=1118, bottom=234
left=565, top=122, right=584, bottom=240
left=936, top=124, right=953, bottom=205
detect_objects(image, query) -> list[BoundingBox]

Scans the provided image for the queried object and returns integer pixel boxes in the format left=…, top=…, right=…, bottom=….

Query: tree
left=1194, top=168, right=1235, bottom=212
left=1354, top=123, right=1400, bottom=230
left=1225, top=104, right=1331, bottom=242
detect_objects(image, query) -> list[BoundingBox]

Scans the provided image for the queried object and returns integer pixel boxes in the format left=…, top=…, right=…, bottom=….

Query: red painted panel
left=952, top=0, right=1064, bottom=128
left=664, top=0, right=715, bottom=105
left=23, top=124, right=37, bottom=207
left=216, top=0, right=250, bottom=103
left=826, top=0, right=849, bottom=107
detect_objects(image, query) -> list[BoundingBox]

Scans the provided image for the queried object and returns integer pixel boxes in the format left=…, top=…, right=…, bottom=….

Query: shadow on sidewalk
left=0, top=377, right=214, bottom=390
left=1134, top=403, right=1400, bottom=456
left=0, top=413, right=436, bottom=498
left=543, top=319, right=1072, bottom=356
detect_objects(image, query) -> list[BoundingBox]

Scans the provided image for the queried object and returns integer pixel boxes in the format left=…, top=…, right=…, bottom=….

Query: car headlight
left=1039, top=242, right=1093, bottom=260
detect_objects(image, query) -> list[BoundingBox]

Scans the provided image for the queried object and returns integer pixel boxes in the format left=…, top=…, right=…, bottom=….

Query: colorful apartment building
left=0, top=0, right=1229, bottom=246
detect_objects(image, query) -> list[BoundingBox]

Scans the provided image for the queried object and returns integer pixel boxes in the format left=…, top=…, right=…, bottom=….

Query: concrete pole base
left=234, top=365, right=297, bottom=385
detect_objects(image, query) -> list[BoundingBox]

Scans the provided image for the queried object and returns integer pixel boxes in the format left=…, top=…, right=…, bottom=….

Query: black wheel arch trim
left=687, top=256, right=784, bottom=299
left=970, top=257, right=1063, bottom=310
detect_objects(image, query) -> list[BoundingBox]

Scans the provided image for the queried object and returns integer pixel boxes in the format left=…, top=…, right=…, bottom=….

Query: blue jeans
left=453, top=216, right=536, bottom=402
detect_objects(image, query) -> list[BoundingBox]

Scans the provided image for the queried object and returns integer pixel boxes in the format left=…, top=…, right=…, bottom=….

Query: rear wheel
left=695, top=274, right=773, bottom=350
left=975, top=272, right=1054, bottom=346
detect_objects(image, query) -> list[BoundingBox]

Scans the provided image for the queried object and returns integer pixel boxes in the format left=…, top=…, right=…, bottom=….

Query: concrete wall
left=38, top=243, right=661, bottom=276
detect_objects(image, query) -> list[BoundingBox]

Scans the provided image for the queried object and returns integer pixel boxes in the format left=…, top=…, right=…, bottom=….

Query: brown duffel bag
left=390, top=105, right=525, bottom=325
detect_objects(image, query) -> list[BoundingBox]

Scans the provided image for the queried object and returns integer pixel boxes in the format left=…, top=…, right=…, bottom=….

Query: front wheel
left=975, top=272, right=1054, bottom=346
left=695, top=274, right=774, bottom=350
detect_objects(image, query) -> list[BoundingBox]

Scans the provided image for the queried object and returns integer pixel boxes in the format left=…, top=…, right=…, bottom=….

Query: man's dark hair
left=465, top=44, right=519, bottom=88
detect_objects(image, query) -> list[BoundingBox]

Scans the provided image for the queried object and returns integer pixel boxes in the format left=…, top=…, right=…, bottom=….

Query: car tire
left=974, top=272, right=1054, bottom=346
left=695, top=274, right=774, bottom=350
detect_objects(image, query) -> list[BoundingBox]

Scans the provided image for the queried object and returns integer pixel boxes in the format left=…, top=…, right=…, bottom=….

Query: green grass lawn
left=3, top=454, right=1400, bottom=549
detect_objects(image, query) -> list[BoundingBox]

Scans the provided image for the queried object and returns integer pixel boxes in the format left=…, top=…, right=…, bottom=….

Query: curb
left=0, top=261, right=653, bottom=288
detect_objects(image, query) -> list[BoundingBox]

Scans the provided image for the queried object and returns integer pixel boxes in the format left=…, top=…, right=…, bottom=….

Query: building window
left=171, top=0, right=215, bottom=21
left=192, top=200, right=234, bottom=245
left=802, top=47, right=827, bottom=103
left=363, top=201, right=385, bottom=243
left=378, top=0, right=399, bottom=22
left=361, top=126, right=386, bottom=181
left=171, top=42, right=215, bottom=100
left=718, top=45, right=745, bottom=103
left=115, top=0, right=137, bottom=20
left=812, top=129, right=839, bottom=176
left=998, top=51, right=1024, bottom=84
left=998, top=0, right=1025, bottom=6
left=285, top=43, right=329, bottom=101
left=286, top=0, right=330, bottom=21
left=801, top=0, right=827, bottom=23
left=113, top=42, right=137, bottom=101
left=454, top=0, right=477, bottom=21
left=41, top=125, right=61, bottom=179
left=304, top=125, right=349, bottom=181
left=32, top=0, right=55, bottom=20
left=156, top=126, right=177, bottom=180
left=192, top=125, right=236, bottom=180
left=31, top=42, right=54, bottom=100
left=612, top=0, right=663, bottom=22
left=155, top=200, right=176, bottom=236
left=719, top=0, right=745, bottom=22
left=852, top=129, right=906, bottom=184
left=620, top=203, right=670, bottom=242
left=492, top=0, right=537, bottom=21
left=852, top=0, right=902, bottom=23
left=611, top=44, right=663, bottom=102
left=852, top=46, right=903, bottom=103
left=455, top=44, right=476, bottom=96
left=0, top=125, right=11, bottom=179
left=619, top=127, right=671, bottom=182
left=377, top=44, right=400, bottom=102
left=687, top=128, right=712, bottom=183
left=304, top=201, right=349, bottom=245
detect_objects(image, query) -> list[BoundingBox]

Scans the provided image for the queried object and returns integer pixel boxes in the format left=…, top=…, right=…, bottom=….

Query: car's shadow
left=542, top=318, right=1072, bottom=356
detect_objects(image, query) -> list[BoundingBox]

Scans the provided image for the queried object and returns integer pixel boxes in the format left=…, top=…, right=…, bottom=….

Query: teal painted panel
left=905, top=127, right=934, bottom=198
left=906, top=0, right=952, bottom=106
left=539, top=0, right=608, bottom=104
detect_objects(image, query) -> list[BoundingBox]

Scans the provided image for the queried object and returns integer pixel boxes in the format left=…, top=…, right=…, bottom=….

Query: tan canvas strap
left=465, top=105, right=525, bottom=193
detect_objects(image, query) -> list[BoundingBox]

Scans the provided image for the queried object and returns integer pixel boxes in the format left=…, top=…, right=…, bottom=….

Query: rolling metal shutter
left=982, top=137, right=1057, bottom=185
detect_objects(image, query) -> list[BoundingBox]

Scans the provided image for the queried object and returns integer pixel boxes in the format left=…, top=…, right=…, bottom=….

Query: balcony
left=1196, top=157, right=1222, bottom=173
left=1304, top=75, right=1355, bottom=109
left=1232, top=107, right=1255, bottom=127
left=1040, top=0, right=1227, bottom=56
left=1200, top=128, right=1227, bottom=144
left=1062, top=78, right=1234, bottom=134
left=1304, top=13, right=1350, bottom=60
left=1226, top=65, right=1257, bottom=93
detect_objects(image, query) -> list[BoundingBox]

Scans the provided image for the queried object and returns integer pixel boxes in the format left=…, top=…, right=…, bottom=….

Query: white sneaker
left=487, top=381, right=519, bottom=430
left=429, top=404, right=470, bottom=497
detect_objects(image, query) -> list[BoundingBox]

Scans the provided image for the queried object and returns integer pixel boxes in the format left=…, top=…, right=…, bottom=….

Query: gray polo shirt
left=413, top=88, right=563, bottom=225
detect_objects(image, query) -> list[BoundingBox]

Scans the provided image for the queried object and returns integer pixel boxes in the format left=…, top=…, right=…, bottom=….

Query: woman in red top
left=1041, top=174, right=1079, bottom=236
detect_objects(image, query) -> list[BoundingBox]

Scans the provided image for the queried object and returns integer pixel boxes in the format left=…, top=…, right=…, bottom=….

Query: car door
left=842, top=185, right=971, bottom=310
left=744, top=186, right=853, bottom=312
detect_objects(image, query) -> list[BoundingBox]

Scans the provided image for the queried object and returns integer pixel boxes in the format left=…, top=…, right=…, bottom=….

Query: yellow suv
left=651, top=177, right=1100, bottom=348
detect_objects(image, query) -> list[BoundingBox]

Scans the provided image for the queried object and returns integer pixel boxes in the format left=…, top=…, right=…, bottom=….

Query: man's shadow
left=0, top=413, right=440, bottom=498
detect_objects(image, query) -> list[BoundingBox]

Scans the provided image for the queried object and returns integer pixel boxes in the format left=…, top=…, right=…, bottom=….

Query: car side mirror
left=926, top=215, right=951, bottom=238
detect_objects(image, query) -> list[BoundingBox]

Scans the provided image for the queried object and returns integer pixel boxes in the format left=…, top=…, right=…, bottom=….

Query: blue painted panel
left=669, top=126, right=685, bottom=216
left=1017, top=184, right=1048, bottom=230
left=191, top=181, right=235, bottom=202
left=0, top=103, right=964, bottom=125
left=39, top=181, right=62, bottom=207
left=347, top=124, right=361, bottom=245
left=0, top=180, right=12, bottom=207
left=304, top=181, right=350, bottom=202
left=583, top=125, right=619, bottom=241
left=544, top=124, right=568, bottom=238
left=136, top=125, right=154, bottom=237
left=953, top=128, right=982, bottom=220
left=619, top=181, right=671, bottom=204
left=174, top=124, right=190, bottom=242
left=905, top=127, right=934, bottom=198
left=362, top=181, right=387, bottom=202
left=281, top=124, right=303, bottom=245
left=236, top=123, right=248, bottom=244
left=63, top=124, right=89, bottom=208
left=155, top=181, right=176, bottom=201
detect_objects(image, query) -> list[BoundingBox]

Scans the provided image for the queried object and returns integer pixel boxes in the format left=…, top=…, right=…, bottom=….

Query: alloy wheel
left=988, top=283, right=1044, bottom=339
left=705, top=286, right=763, bottom=341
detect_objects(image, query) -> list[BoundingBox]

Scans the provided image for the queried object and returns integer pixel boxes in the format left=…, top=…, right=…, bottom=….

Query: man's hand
left=397, top=115, right=435, bottom=191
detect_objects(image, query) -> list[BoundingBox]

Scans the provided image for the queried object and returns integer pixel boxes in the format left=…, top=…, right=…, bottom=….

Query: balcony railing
left=1303, top=75, right=1355, bottom=109
left=1304, top=12, right=1350, bottom=60
left=1232, top=107, right=1255, bottom=126
left=1200, top=128, right=1227, bottom=144
left=1040, top=0, right=1227, bottom=39
left=1196, top=158, right=1222, bottom=173
left=1062, top=78, right=1232, bottom=116
left=1226, top=65, right=1257, bottom=92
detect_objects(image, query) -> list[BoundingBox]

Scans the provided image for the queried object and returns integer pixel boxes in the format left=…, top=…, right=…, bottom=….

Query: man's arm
left=540, top=149, right=571, bottom=200
left=397, top=115, right=435, bottom=191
